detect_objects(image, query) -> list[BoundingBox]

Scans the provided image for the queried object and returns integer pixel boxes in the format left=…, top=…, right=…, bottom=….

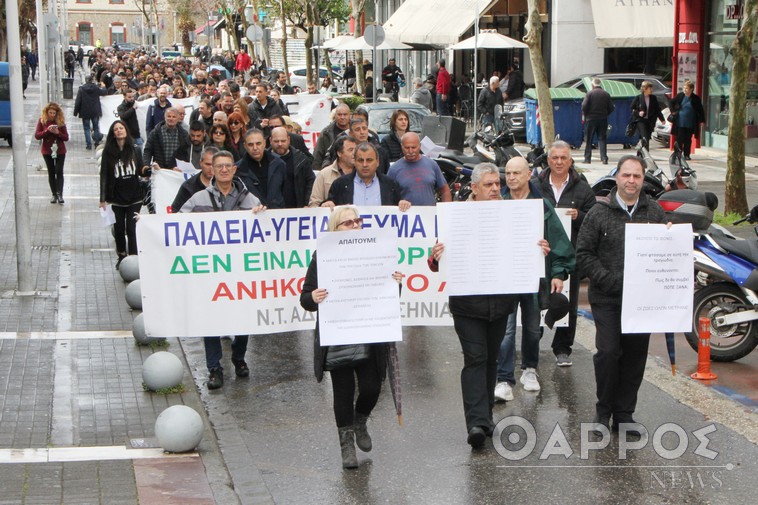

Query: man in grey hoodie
left=410, top=77, right=433, bottom=110
left=181, top=150, right=262, bottom=389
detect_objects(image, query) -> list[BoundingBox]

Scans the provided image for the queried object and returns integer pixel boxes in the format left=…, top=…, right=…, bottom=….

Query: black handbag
left=625, top=118, right=637, bottom=138
left=537, top=278, right=551, bottom=311
left=324, top=344, right=371, bottom=370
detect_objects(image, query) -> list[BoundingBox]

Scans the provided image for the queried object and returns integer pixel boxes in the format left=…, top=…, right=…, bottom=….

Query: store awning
left=590, top=0, right=674, bottom=48
left=383, top=0, right=498, bottom=48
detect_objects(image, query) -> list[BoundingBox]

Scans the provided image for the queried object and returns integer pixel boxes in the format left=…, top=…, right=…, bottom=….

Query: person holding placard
left=429, top=163, right=553, bottom=449
left=300, top=206, right=404, bottom=469
left=576, top=155, right=666, bottom=433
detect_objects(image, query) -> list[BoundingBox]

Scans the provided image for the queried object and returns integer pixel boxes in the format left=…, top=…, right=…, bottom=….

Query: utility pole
left=5, top=0, right=35, bottom=293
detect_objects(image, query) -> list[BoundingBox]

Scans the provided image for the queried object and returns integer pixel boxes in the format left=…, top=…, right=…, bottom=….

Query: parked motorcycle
left=678, top=201, right=758, bottom=361
left=591, top=143, right=697, bottom=199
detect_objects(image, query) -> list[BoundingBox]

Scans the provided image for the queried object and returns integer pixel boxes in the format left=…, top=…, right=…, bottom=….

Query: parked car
left=556, top=73, right=671, bottom=108
left=288, top=66, right=343, bottom=91
left=161, top=50, right=182, bottom=61
left=498, top=99, right=527, bottom=139
left=114, top=42, right=139, bottom=52
left=355, top=102, right=432, bottom=141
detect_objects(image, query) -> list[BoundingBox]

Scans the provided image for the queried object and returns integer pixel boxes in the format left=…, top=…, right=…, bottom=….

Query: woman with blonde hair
left=34, top=102, right=69, bottom=204
left=300, top=205, right=404, bottom=469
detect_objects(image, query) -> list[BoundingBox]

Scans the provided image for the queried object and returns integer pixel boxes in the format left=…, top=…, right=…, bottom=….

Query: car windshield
left=367, top=108, right=428, bottom=135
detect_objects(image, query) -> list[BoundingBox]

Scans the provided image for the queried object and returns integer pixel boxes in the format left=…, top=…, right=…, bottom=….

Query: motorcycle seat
left=711, top=233, right=758, bottom=265
left=438, top=150, right=482, bottom=166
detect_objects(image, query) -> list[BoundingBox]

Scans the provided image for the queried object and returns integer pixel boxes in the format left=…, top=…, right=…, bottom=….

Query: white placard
left=99, top=205, right=116, bottom=227
left=175, top=159, right=199, bottom=175
left=437, top=200, right=544, bottom=296
left=316, top=227, right=401, bottom=345
left=621, top=223, right=693, bottom=333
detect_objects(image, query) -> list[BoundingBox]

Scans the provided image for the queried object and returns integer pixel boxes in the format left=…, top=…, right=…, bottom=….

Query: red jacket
left=235, top=52, right=252, bottom=72
left=436, top=67, right=451, bottom=96
left=35, top=119, right=69, bottom=156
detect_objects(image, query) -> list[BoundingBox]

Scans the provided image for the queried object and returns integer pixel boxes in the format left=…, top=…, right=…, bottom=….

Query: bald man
left=387, top=132, right=452, bottom=205
left=269, top=126, right=315, bottom=208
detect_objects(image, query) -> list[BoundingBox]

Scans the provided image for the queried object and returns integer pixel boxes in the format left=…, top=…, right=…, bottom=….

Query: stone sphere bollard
left=132, top=313, right=165, bottom=345
left=142, top=351, right=184, bottom=391
left=125, top=279, right=142, bottom=310
left=155, top=405, right=204, bottom=453
left=119, top=255, right=140, bottom=282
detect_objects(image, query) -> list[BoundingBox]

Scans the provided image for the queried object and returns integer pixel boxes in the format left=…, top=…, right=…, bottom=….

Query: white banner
left=621, top=223, right=693, bottom=333
left=281, top=94, right=333, bottom=153
left=151, top=168, right=198, bottom=214
left=317, top=227, right=402, bottom=345
left=136, top=206, right=450, bottom=338
left=100, top=95, right=201, bottom=140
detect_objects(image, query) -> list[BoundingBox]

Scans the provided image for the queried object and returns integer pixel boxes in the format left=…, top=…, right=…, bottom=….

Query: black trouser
left=591, top=303, right=650, bottom=421
left=453, top=314, right=509, bottom=432
left=43, top=154, right=65, bottom=196
left=677, top=126, right=695, bottom=156
left=584, top=118, right=608, bottom=162
left=329, top=357, right=381, bottom=428
left=551, top=274, right=580, bottom=356
left=635, top=119, right=653, bottom=148
left=112, top=203, right=141, bottom=255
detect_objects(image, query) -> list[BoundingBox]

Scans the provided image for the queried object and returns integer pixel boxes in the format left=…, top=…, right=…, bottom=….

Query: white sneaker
left=494, top=382, right=514, bottom=402
left=520, top=368, right=541, bottom=391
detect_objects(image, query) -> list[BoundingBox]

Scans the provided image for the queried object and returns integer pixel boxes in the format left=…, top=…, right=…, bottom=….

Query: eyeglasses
left=212, top=131, right=225, bottom=135
left=338, top=217, right=364, bottom=228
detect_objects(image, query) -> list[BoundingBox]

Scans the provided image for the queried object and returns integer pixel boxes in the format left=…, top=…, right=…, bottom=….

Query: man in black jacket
left=267, top=115, right=312, bottom=160
left=478, top=76, right=504, bottom=128
left=581, top=78, right=614, bottom=164
left=576, top=155, right=666, bottom=432
left=269, top=127, right=314, bottom=208
left=142, top=107, right=191, bottom=171
left=533, top=140, right=596, bottom=367
left=73, top=75, right=108, bottom=149
left=170, top=146, right=217, bottom=213
left=235, top=128, right=287, bottom=208
left=325, top=142, right=410, bottom=210
left=247, top=83, right=283, bottom=138
left=312, top=103, right=351, bottom=171
left=116, top=88, right=142, bottom=145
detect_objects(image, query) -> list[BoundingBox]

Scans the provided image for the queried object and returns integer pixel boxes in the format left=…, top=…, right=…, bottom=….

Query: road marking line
left=0, top=331, right=133, bottom=339
left=0, top=446, right=198, bottom=464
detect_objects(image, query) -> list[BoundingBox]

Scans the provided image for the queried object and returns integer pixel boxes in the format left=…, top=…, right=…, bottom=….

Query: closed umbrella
left=386, top=342, right=402, bottom=426
left=665, top=332, right=676, bottom=375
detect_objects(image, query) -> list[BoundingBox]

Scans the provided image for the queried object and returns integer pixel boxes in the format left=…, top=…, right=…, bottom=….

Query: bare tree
left=524, top=0, right=554, bottom=145
left=725, top=0, right=758, bottom=215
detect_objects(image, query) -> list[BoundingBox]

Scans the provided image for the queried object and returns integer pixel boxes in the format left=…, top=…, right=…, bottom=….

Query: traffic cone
left=691, top=317, right=718, bottom=380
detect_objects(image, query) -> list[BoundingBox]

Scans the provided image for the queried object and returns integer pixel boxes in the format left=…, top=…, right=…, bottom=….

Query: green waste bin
left=62, top=78, right=74, bottom=99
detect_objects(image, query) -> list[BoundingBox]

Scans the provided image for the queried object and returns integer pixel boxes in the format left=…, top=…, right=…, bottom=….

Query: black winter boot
left=338, top=427, right=358, bottom=469
left=354, top=413, right=372, bottom=452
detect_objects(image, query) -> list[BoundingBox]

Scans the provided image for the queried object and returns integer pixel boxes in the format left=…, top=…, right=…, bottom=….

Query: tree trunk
left=305, top=26, right=314, bottom=86
left=524, top=0, right=553, bottom=146
left=280, top=1, right=290, bottom=84
left=352, top=0, right=366, bottom=94
left=725, top=1, right=758, bottom=215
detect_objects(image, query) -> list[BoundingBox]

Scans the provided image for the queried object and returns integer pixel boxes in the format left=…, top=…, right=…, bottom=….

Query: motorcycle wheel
left=685, top=282, right=758, bottom=362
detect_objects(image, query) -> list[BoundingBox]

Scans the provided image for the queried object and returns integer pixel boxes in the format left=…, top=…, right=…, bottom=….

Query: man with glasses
left=531, top=140, right=596, bottom=367
left=181, top=150, right=263, bottom=389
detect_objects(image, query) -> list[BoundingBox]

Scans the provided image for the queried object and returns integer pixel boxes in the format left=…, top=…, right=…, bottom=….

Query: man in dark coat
left=73, top=75, right=108, bottom=149
left=269, top=127, right=315, bottom=208
left=576, top=155, right=667, bottom=432
left=117, top=88, right=142, bottom=145
left=235, top=128, right=287, bottom=208
left=247, top=83, right=283, bottom=138
left=145, top=85, right=173, bottom=136
left=582, top=78, right=615, bottom=164
left=478, top=76, right=504, bottom=128
left=325, top=142, right=409, bottom=209
left=532, top=140, right=596, bottom=366
left=504, top=62, right=524, bottom=100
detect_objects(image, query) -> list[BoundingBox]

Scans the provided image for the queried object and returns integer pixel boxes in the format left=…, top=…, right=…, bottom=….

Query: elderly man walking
left=582, top=78, right=614, bottom=164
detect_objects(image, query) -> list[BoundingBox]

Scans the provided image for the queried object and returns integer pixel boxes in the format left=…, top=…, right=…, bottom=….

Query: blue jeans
left=82, top=117, right=102, bottom=148
left=204, top=335, right=249, bottom=371
left=497, top=293, right=541, bottom=384
left=436, top=94, right=450, bottom=116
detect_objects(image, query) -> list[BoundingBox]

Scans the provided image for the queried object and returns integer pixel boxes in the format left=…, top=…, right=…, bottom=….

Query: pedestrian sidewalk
left=0, top=72, right=249, bottom=504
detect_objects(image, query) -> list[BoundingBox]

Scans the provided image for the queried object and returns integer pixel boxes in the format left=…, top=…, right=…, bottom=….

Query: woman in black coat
left=300, top=205, right=403, bottom=469
left=669, top=80, right=705, bottom=160
left=380, top=109, right=410, bottom=162
left=99, top=120, right=144, bottom=269
left=631, top=81, right=664, bottom=148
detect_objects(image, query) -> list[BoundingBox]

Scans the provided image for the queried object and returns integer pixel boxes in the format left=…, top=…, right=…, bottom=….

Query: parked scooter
left=591, top=143, right=697, bottom=199
left=675, top=200, right=758, bottom=361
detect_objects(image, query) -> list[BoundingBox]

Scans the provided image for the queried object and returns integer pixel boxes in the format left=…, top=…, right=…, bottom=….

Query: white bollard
left=125, top=279, right=142, bottom=310
left=142, top=351, right=184, bottom=391
left=119, top=255, right=140, bottom=282
left=155, top=405, right=204, bottom=453
left=132, top=313, right=165, bottom=345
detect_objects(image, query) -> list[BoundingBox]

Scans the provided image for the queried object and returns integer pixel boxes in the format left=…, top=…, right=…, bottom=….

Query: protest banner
left=100, top=95, right=199, bottom=139
left=136, top=206, right=450, bottom=338
left=621, top=223, right=693, bottom=333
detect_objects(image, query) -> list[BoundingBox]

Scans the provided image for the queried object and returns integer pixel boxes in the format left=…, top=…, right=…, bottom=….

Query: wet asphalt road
left=181, top=319, right=756, bottom=505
